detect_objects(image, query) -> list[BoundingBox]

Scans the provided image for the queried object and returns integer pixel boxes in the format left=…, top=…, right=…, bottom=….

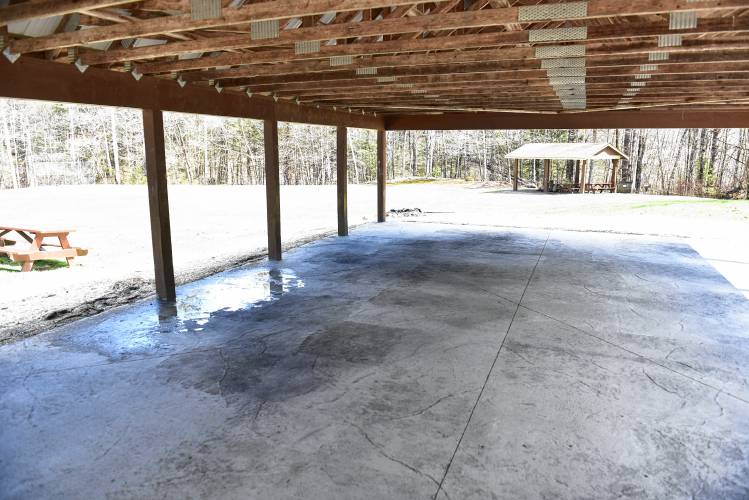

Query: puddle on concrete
left=169, top=267, right=305, bottom=331
left=52, top=267, right=305, bottom=359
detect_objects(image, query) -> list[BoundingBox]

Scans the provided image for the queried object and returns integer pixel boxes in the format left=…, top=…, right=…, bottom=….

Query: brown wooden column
left=142, top=109, right=175, bottom=302
left=512, top=159, right=519, bottom=191
left=336, top=126, right=348, bottom=236
left=611, top=158, right=620, bottom=193
left=542, top=159, right=550, bottom=192
left=376, top=129, right=386, bottom=222
left=264, top=118, right=282, bottom=260
left=580, top=160, right=587, bottom=194
left=574, top=160, right=581, bottom=186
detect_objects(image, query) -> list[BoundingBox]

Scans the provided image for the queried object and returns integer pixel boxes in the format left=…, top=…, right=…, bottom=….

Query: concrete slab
left=1, top=222, right=748, bottom=499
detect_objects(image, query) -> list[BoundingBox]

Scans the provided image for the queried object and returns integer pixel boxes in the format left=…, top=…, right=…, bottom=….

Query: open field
left=1, top=182, right=748, bottom=343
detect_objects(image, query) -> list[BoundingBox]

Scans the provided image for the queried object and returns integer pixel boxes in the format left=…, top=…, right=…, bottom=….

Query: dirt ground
left=2, top=182, right=748, bottom=343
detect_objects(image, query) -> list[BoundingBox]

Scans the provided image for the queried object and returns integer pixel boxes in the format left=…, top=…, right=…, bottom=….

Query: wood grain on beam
left=0, top=56, right=383, bottom=129
left=384, top=110, right=749, bottom=130
left=376, top=129, right=386, bottom=223
left=336, top=126, right=348, bottom=237
left=0, top=0, right=138, bottom=25
left=9, top=0, right=418, bottom=53
left=142, top=108, right=176, bottom=302
left=14, top=0, right=749, bottom=55
left=264, top=117, right=282, bottom=261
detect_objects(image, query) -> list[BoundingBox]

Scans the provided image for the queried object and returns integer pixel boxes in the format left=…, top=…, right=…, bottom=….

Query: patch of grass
left=628, top=198, right=748, bottom=209
left=0, top=255, right=69, bottom=272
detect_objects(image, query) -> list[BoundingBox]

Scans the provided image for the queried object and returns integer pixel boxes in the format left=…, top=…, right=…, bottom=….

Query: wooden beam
left=0, top=0, right=138, bottom=25
left=176, top=41, right=749, bottom=84
left=92, top=17, right=749, bottom=69
left=580, top=161, right=587, bottom=194
left=513, top=158, right=519, bottom=191
left=8, top=0, right=418, bottom=54
left=337, top=126, right=348, bottom=236
left=13, top=0, right=749, bottom=55
left=377, top=129, right=386, bottom=223
left=384, top=110, right=749, bottom=130
left=612, top=159, right=620, bottom=193
left=264, top=118, right=282, bottom=261
left=0, top=56, right=383, bottom=129
left=142, top=108, right=176, bottom=302
left=543, top=159, right=550, bottom=193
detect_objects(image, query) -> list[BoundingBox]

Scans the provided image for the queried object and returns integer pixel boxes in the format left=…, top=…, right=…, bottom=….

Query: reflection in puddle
left=161, top=267, right=305, bottom=333
left=86, top=267, right=305, bottom=357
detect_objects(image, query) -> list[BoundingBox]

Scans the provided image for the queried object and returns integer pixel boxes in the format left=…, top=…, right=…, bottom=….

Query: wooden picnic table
left=0, top=226, right=88, bottom=272
left=585, top=183, right=616, bottom=193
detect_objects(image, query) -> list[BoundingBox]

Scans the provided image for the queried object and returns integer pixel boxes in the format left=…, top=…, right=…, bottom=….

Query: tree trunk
left=110, top=107, right=121, bottom=184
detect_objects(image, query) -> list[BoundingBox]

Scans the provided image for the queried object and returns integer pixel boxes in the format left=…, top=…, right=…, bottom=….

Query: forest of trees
left=1, top=98, right=748, bottom=199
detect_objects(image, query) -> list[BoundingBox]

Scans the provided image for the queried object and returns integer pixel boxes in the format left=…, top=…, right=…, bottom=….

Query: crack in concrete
left=350, top=422, right=446, bottom=497
left=643, top=369, right=679, bottom=396
left=469, top=284, right=749, bottom=407
left=216, top=348, right=229, bottom=401
left=432, top=231, right=552, bottom=500
left=390, top=393, right=454, bottom=421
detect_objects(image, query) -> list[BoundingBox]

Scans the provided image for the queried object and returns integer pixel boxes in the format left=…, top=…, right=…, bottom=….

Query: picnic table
left=585, top=183, right=616, bottom=193
left=0, top=226, right=88, bottom=272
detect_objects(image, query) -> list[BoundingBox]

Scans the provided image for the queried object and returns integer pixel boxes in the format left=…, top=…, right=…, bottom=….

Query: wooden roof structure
left=506, top=142, right=627, bottom=160
left=2, top=0, right=749, bottom=130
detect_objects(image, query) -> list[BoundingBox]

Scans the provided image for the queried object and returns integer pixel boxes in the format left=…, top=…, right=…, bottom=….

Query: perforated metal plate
left=541, top=57, right=586, bottom=69
left=535, top=44, right=586, bottom=59
left=330, top=55, right=354, bottom=66
left=648, top=51, right=670, bottom=61
left=518, top=1, right=587, bottom=22
left=191, top=0, right=221, bottom=21
left=670, top=11, right=698, bottom=30
left=640, top=64, right=658, bottom=72
left=658, top=34, right=683, bottom=47
left=547, top=67, right=586, bottom=77
left=294, top=40, right=320, bottom=55
left=549, top=77, right=586, bottom=86
left=356, top=67, right=378, bottom=75
left=528, top=27, right=587, bottom=43
left=251, top=20, right=279, bottom=40
left=635, top=74, right=652, bottom=79
left=630, top=81, right=647, bottom=87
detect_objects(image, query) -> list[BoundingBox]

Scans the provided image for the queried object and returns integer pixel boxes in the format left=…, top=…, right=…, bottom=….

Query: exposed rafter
left=2, top=0, right=749, bottom=119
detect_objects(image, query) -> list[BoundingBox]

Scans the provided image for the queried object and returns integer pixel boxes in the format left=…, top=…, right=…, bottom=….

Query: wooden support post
left=336, top=126, right=348, bottom=236
left=513, top=158, right=519, bottom=191
left=612, top=158, right=620, bottom=193
left=376, top=129, right=386, bottom=223
left=580, top=160, right=587, bottom=194
left=543, top=159, right=550, bottom=192
left=264, top=118, right=282, bottom=261
left=142, top=109, right=175, bottom=302
left=574, top=160, right=581, bottom=186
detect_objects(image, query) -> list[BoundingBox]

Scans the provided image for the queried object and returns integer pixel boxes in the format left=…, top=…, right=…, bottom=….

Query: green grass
left=628, top=198, right=749, bottom=209
left=0, top=255, right=69, bottom=272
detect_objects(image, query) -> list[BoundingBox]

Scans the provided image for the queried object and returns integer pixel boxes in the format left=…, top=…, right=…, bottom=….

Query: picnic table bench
left=0, top=226, right=87, bottom=272
left=585, top=183, right=615, bottom=193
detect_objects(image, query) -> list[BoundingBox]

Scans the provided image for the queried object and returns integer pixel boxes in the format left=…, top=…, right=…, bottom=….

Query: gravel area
left=2, top=182, right=748, bottom=343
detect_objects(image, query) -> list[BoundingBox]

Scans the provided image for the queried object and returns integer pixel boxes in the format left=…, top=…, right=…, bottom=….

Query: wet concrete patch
left=299, top=321, right=414, bottom=364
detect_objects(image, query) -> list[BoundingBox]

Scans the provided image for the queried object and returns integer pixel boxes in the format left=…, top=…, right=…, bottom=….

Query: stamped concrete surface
left=1, top=221, right=748, bottom=499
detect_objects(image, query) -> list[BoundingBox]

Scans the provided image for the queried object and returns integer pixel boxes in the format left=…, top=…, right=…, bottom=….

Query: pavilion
left=1, top=1, right=749, bottom=299
left=2, top=3, right=749, bottom=499
left=506, top=142, right=628, bottom=193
